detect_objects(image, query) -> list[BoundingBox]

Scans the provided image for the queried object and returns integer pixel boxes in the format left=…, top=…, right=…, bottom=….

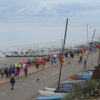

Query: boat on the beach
left=71, top=75, right=91, bottom=80
left=71, top=70, right=93, bottom=80
left=44, top=79, right=86, bottom=93
left=38, top=80, right=85, bottom=98
left=36, top=95, right=64, bottom=100
left=38, top=90, right=67, bottom=96
left=45, top=87, right=71, bottom=93
left=39, top=84, right=71, bottom=96
left=60, top=83, right=72, bottom=88
left=72, top=70, right=93, bottom=77
left=45, top=87, right=56, bottom=92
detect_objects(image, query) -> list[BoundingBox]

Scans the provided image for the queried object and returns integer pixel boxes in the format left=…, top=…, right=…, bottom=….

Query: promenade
left=0, top=52, right=95, bottom=85
left=0, top=52, right=98, bottom=100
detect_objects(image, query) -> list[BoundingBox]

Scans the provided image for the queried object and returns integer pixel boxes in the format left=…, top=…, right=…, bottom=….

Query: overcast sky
left=0, top=0, right=100, bottom=49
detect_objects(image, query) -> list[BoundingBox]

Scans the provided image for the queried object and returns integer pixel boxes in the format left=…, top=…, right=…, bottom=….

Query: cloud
left=0, top=0, right=100, bottom=23
left=16, top=0, right=100, bottom=15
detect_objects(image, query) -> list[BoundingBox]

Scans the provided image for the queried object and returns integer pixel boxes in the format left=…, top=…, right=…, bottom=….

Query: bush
left=63, top=80, right=100, bottom=100
left=92, top=64, right=100, bottom=79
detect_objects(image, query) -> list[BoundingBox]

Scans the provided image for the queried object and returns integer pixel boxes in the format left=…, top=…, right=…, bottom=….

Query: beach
left=0, top=51, right=97, bottom=84
left=0, top=57, right=39, bottom=67
left=0, top=52, right=98, bottom=100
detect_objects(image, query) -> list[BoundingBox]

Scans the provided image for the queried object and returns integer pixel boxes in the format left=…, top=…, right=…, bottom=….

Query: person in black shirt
left=10, top=76, right=15, bottom=90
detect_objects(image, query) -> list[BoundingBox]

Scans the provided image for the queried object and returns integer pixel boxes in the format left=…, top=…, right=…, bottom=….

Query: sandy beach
left=0, top=57, right=40, bottom=67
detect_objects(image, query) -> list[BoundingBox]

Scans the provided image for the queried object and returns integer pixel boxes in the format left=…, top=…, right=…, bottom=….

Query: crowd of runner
left=0, top=46, right=98, bottom=79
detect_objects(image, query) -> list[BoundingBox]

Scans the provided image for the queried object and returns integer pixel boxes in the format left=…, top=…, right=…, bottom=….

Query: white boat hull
left=38, top=90, right=66, bottom=96
left=45, top=87, right=56, bottom=92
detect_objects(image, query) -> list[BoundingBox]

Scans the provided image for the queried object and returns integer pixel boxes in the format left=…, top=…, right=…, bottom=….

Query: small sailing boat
left=71, top=27, right=96, bottom=80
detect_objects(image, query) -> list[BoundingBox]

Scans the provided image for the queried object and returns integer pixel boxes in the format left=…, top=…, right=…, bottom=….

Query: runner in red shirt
left=42, top=60, right=45, bottom=68
left=38, top=60, right=42, bottom=66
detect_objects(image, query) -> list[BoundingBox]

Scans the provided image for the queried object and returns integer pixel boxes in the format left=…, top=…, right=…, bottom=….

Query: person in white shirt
left=23, top=64, right=26, bottom=69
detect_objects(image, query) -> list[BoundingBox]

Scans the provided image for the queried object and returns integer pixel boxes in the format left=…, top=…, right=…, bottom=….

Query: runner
left=10, top=75, right=15, bottom=90
left=42, top=59, right=45, bottom=68
left=14, top=68, right=18, bottom=77
left=1, top=67, right=4, bottom=79
left=24, top=64, right=28, bottom=77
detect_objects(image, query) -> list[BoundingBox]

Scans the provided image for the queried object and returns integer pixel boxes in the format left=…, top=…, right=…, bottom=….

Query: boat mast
left=98, top=39, right=100, bottom=65
left=82, top=24, right=89, bottom=75
left=86, top=28, right=96, bottom=71
left=87, top=24, right=89, bottom=44
left=58, top=18, right=68, bottom=89
left=82, top=26, right=96, bottom=75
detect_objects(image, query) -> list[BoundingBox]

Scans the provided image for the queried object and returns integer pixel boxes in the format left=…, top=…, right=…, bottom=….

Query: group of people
left=0, top=63, right=28, bottom=79
left=0, top=56, right=58, bottom=79
left=0, top=46, right=98, bottom=90
left=65, top=46, right=98, bottom=59
left=0, top=46, right=98, bottom=79
left=0, top=47, right=98, bottom=79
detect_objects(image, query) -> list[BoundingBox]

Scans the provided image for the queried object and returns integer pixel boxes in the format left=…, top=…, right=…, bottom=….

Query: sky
left=0, top=0, right=100, bottom=49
